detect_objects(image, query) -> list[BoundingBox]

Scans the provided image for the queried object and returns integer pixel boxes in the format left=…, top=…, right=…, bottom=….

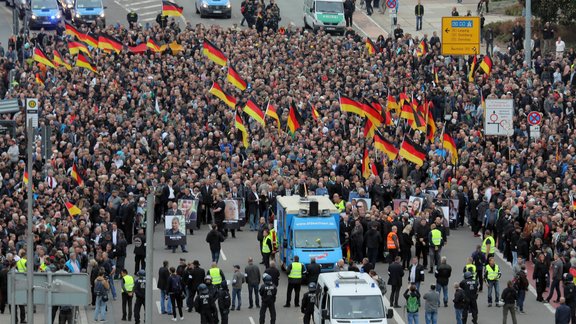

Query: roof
left=277, top=195, right=339, bottom=215
left=318, top=271, right=382, bottom=296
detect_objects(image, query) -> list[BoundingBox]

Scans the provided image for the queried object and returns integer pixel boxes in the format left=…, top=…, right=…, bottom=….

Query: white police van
left=314, top=271, right=394, bottom=324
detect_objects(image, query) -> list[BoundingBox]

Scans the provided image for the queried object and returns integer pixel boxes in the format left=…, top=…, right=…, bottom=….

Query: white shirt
left=556, top=40, right=566, bottom=52
left=45, top=176, right=58, bottom=189
left=410, top=265, right=417, bottom=282
left=112, top=230, right=118, bottom=246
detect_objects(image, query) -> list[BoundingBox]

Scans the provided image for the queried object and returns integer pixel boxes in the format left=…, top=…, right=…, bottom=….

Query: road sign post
left=441, top=17, right=481, bottom=56
left=26, top=98, right=38, bottom=128
left=527, top=111, right=542, bottom=141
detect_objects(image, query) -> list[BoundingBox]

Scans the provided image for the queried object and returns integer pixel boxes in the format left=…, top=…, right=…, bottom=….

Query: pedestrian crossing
left=113, top=0, right=162, bottom=23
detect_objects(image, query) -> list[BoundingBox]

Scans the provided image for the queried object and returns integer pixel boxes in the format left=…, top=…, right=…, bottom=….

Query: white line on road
left=125, top=0, right=158, bottom=5
left=139, top=12, right=159, bottom=16
left=156, top=301, right=162, bottom=314
left=249, top=316, right=256, bottom=324
left=362, top=12, right=390, bottom=37
left=141, top=17, right=156, bottom=22
left=152, top=277, right=159, bottom=290
left=79, top=306, right=89, bottom=324
left=382, top=292, right=406, bottom=324
left=352, top=22, right=369, bottom=38
left=128, top=5, right=161, bottom=10
left=220, top=249, right=227, bottom=261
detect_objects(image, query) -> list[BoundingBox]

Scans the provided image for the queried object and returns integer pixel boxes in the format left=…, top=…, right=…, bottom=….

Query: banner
left=165, top=215, right=186, bottom=246
left=224, top=199, right=246, bottom=229
left=178, top=199, right=198, bottom=229
left=408, top=196, right=424, bottom=214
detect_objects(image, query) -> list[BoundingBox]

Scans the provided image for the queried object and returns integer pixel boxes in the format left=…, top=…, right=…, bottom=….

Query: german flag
left=287, top=105, right=304, bottom=134
left=71, top=163, right=84, bottom=186
left=203, top=39, right=227, bottom=66
left=371, top=163, right=378, bottom=176
left=374, top=133, right=398, bottom=160
left=147, top=38, right=166, bottom=52
left=362, top=147, right=371, bottom=179
left=162, top=0, right=183, bottom=16
left=479, top=55, right=492, bottom=76
left=234, top=112, right=249, bottom=148
left=410, top=102, right=426, bottom=132
left=265, top=101, right=281, bottom=132
left=366, top=37, right=377, bottom=55
left=443, top=133, right=458, bottom=164
left=168, top=41, right=184, bottom=55
left=416, top=40, right=427, bottom=57
left=227, top=65, right=247, bottom=91
left=243, top=100, right=265, bottom=126
left=75, top=53, right=97, bottom=73
left=98, top=34, right=123, bottom=53
left=362, top=101, right=383, bottom=126
left=339, top=95, right=364, bottom=117
left=399, top=92, right=409, bottom=107
left=33, top=48, right=55, bottom=68
left=52, top=49, right=72, bottom=70
left=208, top=81, right=237, bottom=108
left=426, top=108, right=436, bottom=141
left=310, top=103, right=320, bottom=121
left=64, top=22, right=82, bottom=40
left=468, top=55, right=477, bottom=82
left=433, top=66, right=439, bottom=84
left=65, top=201, right=82, bottom=216
left=387, top=95, right=399, bottom=114
left=345, top=245, right=351, bottom=262
left=68, top=41, right=91, bottom=57
left=35, top=73, right=44, bottom=86
left=400, top=98, right=414, bottom=122
left=81, top=32, right=99, bottom=48
left=399, top=137, right=426, bottom=166
left=363, top=118, right=375, bottom=139
left=128, top=43, right=148, bottom=54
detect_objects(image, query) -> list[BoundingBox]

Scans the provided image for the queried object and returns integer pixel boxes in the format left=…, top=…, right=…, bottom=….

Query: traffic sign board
left=441, top=17, right=481, bottom=56
left=386, top=0, right=397, bottom=9
left=484, top=99, right=514, bottom=136
left=527, top=111, right=542, bottom=126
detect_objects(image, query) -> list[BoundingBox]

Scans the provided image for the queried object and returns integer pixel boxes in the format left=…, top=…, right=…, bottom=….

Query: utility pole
left=524, top=0, right=532, bottom=67
left=145, top=194, right=154, bottom=324
left=26, top=119, right=34, bottom=324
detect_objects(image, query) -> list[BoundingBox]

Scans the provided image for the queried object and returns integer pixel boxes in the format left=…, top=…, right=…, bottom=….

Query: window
left=76, top=0, right=101, bottom=8
left=316, top=1, right=343, bottom=13
left=294, top=229, right=339, bottom=248
left=332, top=296, right=385, bottom=319
left=31, top=0, right=57, bottom=9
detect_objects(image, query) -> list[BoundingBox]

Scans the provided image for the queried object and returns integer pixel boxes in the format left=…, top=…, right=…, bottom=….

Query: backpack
left=95, top=280, right=106, bottom=296
left=171, top=276, right=182, bottom=294
left=406, top=294, right=419, bottom=313
left=376, top=277, right=387, bottom=295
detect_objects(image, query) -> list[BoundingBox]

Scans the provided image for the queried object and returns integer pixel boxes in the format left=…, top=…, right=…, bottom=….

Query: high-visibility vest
left=39, top=262, right=47, bottom=272
left=288, top=262, right=303, bottom=279
left=486, top=264, right=500, bottom=281
left=465, top=263, right=477, bottom=279
left=481, top=236, right=495, bottom=253
left=335, top=200, right=345, bottom=211
left=387, top=232, right=398, bottom=250
left=123, top=275, right=135, bottom=292
left=570, top=268, right=576, bottom=285
left=16, top=258, right=27, bottom=272
left=209, top=268, right=222, bottom=285
left=262, top=234, right=272, bottom=254
left=431, top=229, right=442, bottom=246
left=270, top=228, right=277, bottom=250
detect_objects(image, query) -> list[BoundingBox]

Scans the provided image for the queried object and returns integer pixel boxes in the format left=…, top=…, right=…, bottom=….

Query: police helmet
left=464, top=271, right=473, bottom=279
left=566, top=273, right=574, bottom=282
left=263, top=273, right=272, bottom=283
left=308, top=282, right=317, bottom=291
left=137, top=270, right=146, bottom=277
left=204, top=275, right=212, bottom=282
left=198, top=283, right=208, bottom=293
left=220, top=280, right=228, bottom=290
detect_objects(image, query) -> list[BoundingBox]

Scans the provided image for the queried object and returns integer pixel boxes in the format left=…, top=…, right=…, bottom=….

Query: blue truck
left=276, top=195, right=342, bottom=273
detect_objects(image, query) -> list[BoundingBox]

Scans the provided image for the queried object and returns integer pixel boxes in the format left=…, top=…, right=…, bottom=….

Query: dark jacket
left=435, top=263, right=452, bottom=286
left=453, top=287, right=467, bottom=309
left=245, top=263, right=261, bottom=285
left=306, top=262, right=321, bottom=284
left=408, top=264, right=425, bottom=283
left=167, top=274, right=183, bottom=295
left=364, top=227, right=382, bottom=249
left=157, top=266, right=170, bottom=291
left=556, top=304, right=571, bottom=324
left=533, top=260, right=549, bottom=282
left=388, top=261, right=404, bottom=286
left=414, top=4, right=424, bottom=16
left=501, top=287, right=517, bottom=304
left=205, top=229, right=225, bottom=252
left=189, top=266, right=206, bottom=289
left=265, top=266, right=281, bottom=287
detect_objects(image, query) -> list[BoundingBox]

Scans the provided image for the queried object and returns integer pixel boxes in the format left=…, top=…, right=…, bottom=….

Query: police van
left=303, top=0, right=346, bottom=35
left=314, top=272, right=394, bottom=324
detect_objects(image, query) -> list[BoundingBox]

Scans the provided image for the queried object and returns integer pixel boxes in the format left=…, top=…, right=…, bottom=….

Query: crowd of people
left=0, top=0, right=574, bottom=322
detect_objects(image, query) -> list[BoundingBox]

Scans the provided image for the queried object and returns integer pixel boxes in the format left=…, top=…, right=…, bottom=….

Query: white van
left=314, top=271, right=394, bottom=324
left=303, top=0, right=346, bottom=35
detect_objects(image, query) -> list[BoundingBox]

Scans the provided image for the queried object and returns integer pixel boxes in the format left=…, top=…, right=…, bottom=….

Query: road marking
left=141, top=17, right=156, bottom=22
left=382, top=293, right=406, bottom=324
left=362, top=12, right=390, bottom=37
left=249, top=316, right=256, bottom=324
left=79, top=306, right=89, bottom=324
left=152, top=277, right=159, bottom=290
left=495, top=250, right=555, bottom=314
left=124, top=0, right=157, bottom=5
left=129, top=5, right=160, bottom=10
left=352, top=22, right=369, bottom=37
left=220, top=249, right=227, bottom=261
left=156, top=301, right=162, bottom=314
left=139, top=12, right=158, bottom=16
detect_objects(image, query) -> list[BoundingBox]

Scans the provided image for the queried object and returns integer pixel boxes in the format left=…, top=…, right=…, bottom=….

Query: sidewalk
left=353, top=0, right=514, bottom=39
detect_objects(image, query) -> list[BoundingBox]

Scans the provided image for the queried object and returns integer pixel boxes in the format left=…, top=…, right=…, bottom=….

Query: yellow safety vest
left=209, top=268, right=222, bottom=285
left=123, top=275, right=135, bottom=292
left=262, top=234, right=272, bottom=254
left=431, top=229, right=442, bottom=246
left=16, top=259, right=27, bottom=272
left=465, top=263, right=477, bottom=279
left=288, top=262, right=303, bottom=279
left=486, top=264, right=500, bottom=281
left=335, top=200, right=345, bottom=212
left=481, top=236, right=495, bottom=253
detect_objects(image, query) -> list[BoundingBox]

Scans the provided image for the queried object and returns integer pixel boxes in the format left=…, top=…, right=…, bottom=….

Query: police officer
left=204, top=275, right=219, bottom=322
left=259, top=274, right=277, bottom=324
left=218, top=281, right=232, bottom=324
left=284, top=255, right=306, bottom=307
left=428, top=223, right=443, bottom=272
left=155, top=13, right=168, bottom=28
left=127, top=10, right=138, bottom=29
left=245, top=0, right=256, bottom=28
left=133, top=228, right=146, bottom=274
left=564, top=274, right=576, bottom=324
left=195, top=284, right=217, bottom=324
left=134, top=270, right=146, bottom=324
left=460, top=272, right=479, bottom=324
left=121, top=269, right=135, bottom=321
left=301, top=282, right=316, bottom=324
left=262, top=228, right=273, bottom=269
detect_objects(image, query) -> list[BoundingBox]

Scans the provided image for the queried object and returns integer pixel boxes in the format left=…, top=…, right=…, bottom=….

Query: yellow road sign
left=441, top=17, right=481, bottom=56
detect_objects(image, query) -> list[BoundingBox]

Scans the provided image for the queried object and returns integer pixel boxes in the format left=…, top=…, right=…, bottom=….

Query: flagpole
left=439, top=123, right=447, bottom=165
